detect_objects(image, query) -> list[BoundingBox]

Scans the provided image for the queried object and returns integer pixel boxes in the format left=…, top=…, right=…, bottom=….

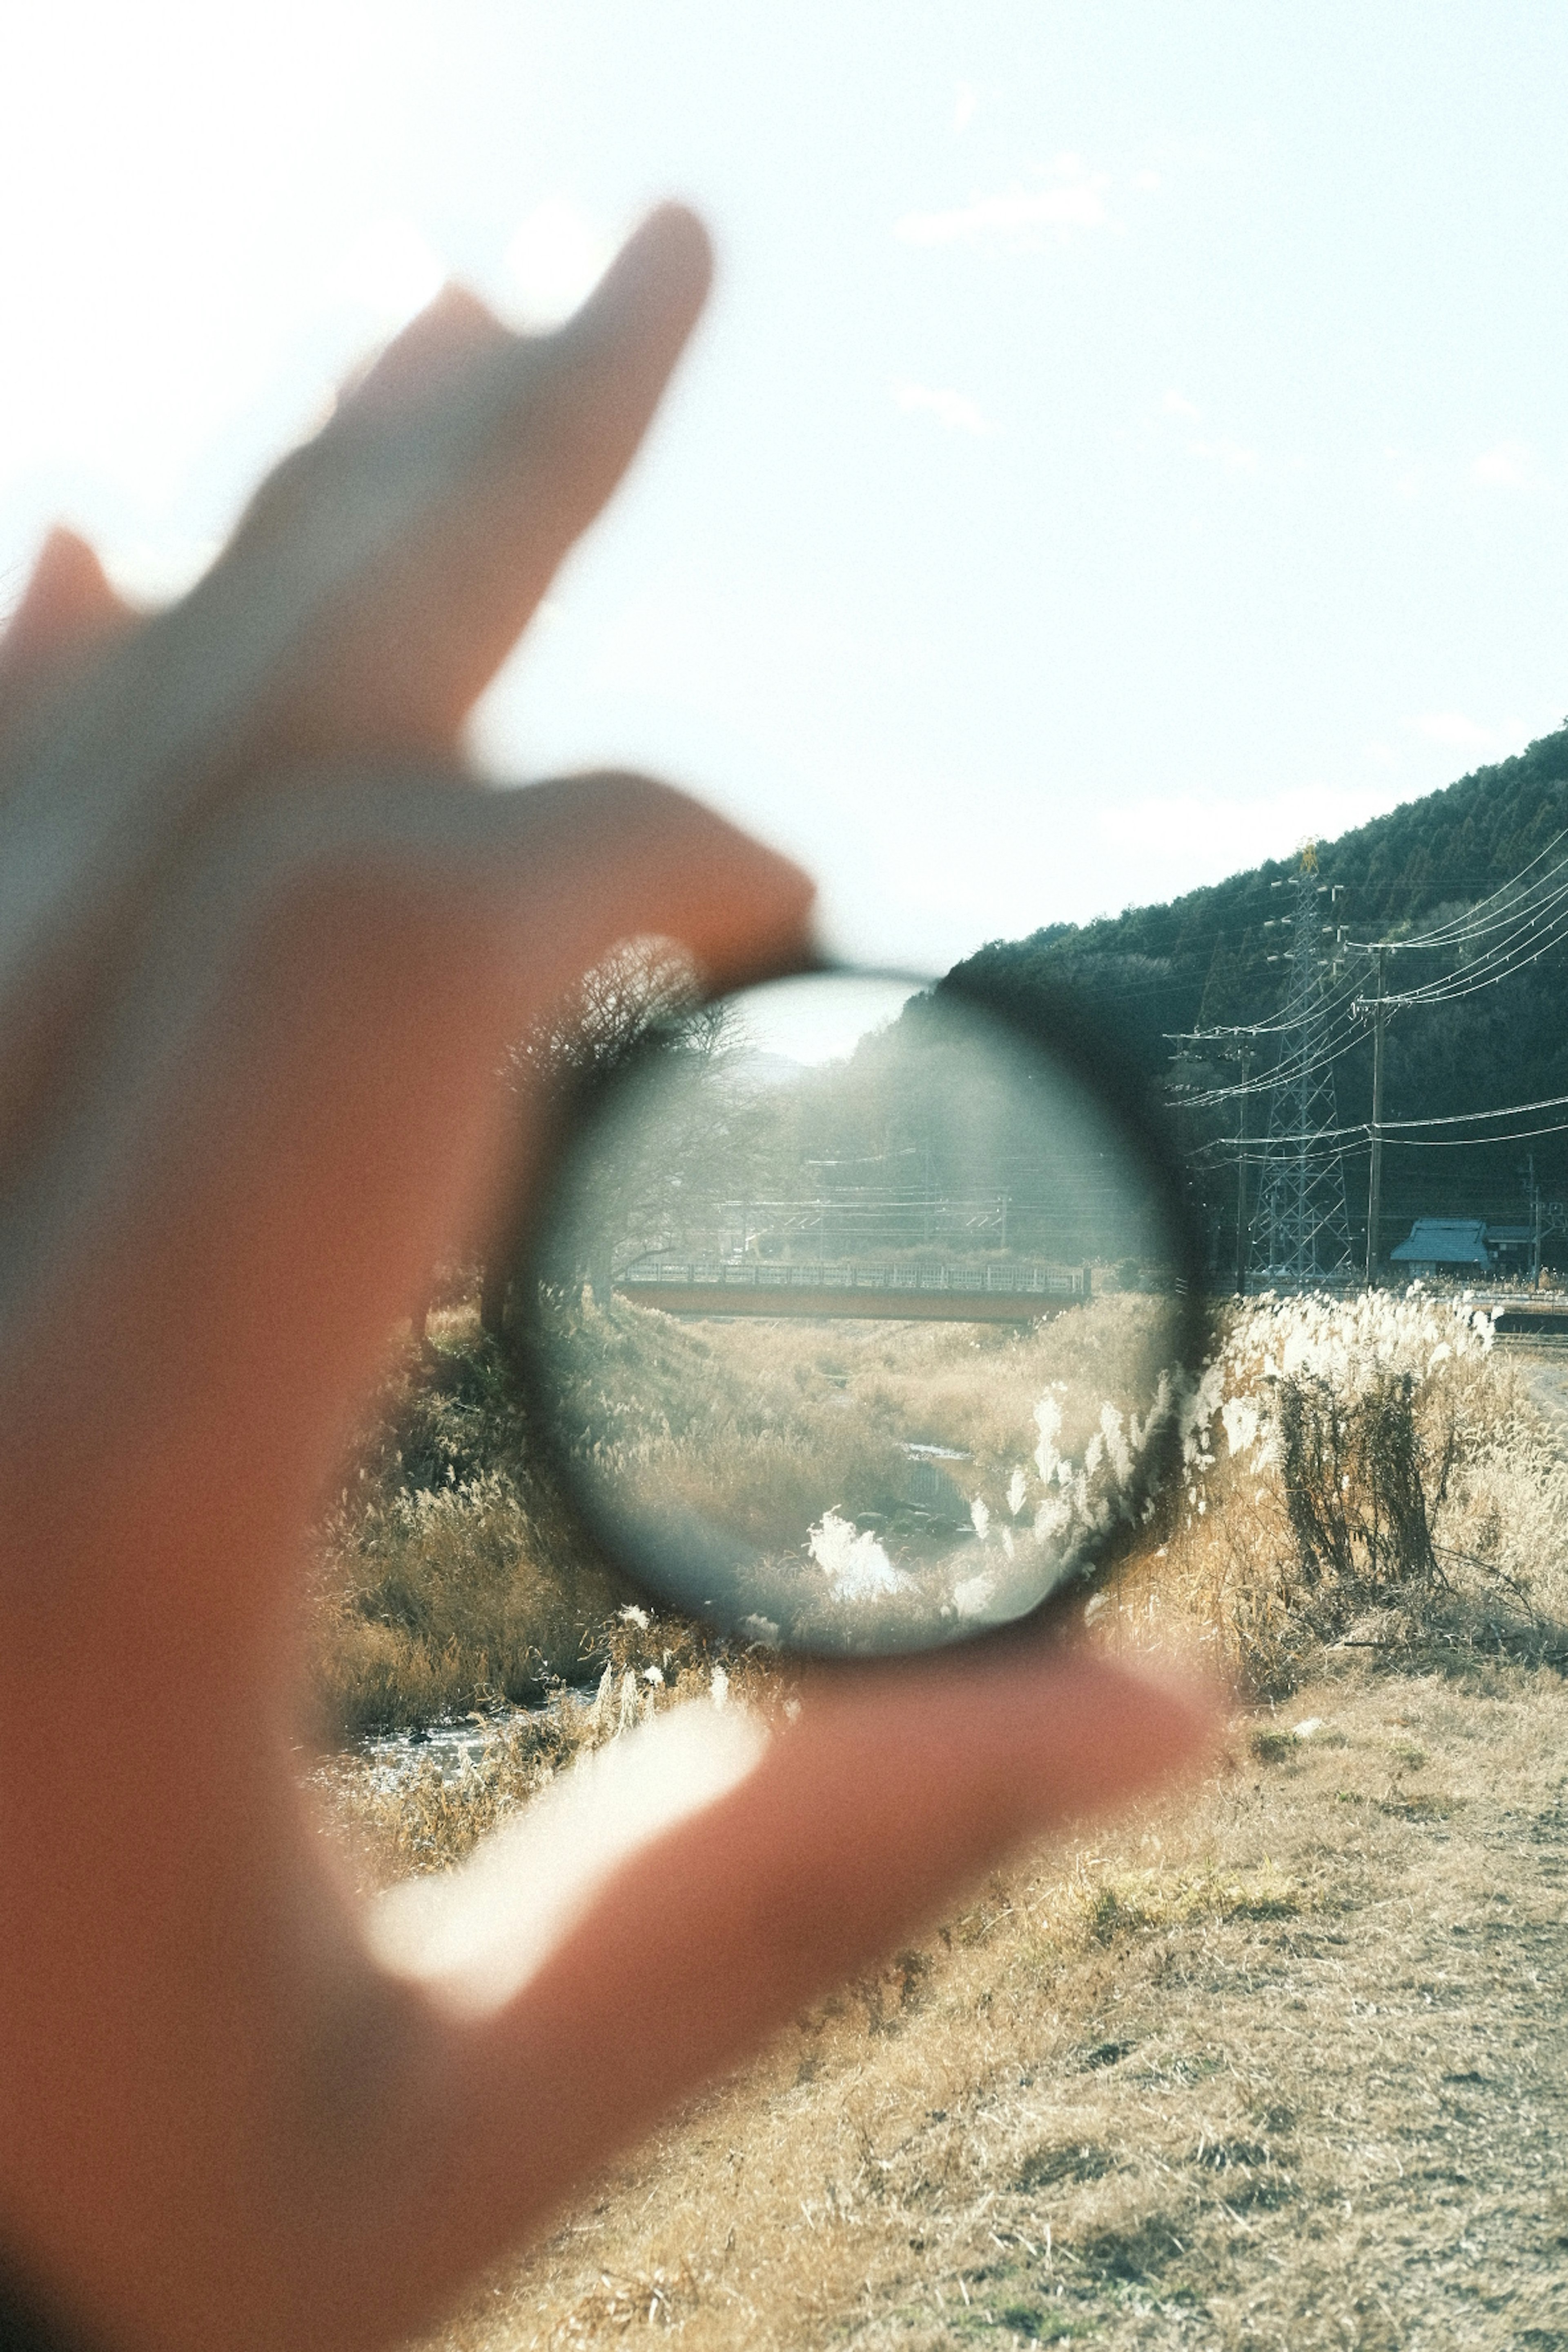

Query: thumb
left=354, top=1648, right=1219, bottom=2338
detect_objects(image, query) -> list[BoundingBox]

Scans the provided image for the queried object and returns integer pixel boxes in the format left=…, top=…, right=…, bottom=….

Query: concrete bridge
left=613, top=1257, right=1091, bottom=1324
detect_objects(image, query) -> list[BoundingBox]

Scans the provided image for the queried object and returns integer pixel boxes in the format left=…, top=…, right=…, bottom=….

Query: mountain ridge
left=947, top=723, right=1568, bottom=1263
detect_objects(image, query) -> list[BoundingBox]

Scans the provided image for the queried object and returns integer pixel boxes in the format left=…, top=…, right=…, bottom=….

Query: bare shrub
left=1106, top=1285, right=1568, bottom=1692
left=1275, top=1366, right=1440, bottom=1597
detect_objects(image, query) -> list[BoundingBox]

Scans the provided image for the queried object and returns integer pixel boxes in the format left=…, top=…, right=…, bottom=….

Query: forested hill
left=947, top=722, right=1568, bottom=1245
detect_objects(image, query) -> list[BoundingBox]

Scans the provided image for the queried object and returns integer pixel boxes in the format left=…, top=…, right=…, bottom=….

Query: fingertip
left=565, top=201, right=714, bottom=361
left=493, top=768, right=817, bottom=991
left=0, top=527, right=135, bottom=694
left=1033, top=1649, right=1226, bottom=1806
left=616, top=200, right=715, bottom=303
left=637, top=200, right=716, bottom=304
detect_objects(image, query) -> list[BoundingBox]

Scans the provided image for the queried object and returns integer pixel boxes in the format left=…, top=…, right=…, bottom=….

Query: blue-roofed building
left=1389, top=1218, right=1493, bottom=1276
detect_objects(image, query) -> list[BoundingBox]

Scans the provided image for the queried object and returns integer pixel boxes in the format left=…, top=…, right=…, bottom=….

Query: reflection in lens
left=525, top=971, right=1189, bottom=1656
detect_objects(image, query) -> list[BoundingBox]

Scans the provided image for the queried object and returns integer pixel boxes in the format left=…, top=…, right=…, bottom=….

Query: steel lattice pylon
left=1250, top=865, right=1354, bottom=1288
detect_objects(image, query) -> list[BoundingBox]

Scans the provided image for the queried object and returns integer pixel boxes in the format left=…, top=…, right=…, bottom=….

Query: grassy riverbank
left=312, top=1289, right=1568, bottom=2344
left=309, top=1290, right=1169, bottom=1737
left=307, top=1305, right=626, bottom=1735
left=413, top=1648, right=1568, bottom=2351
left=314, top=1284, right=1564, bottom=1743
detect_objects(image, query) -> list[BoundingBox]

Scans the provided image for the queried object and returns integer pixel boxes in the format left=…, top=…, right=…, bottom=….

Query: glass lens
left=522, top=971, right=1190, bottom=1656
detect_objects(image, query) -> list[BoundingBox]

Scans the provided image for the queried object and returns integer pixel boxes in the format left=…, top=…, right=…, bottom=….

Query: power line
left=1345, top=822, right=1568, bottom=954
left=1386, top=1120, right=1568, bottom=1149
left=1198, top=1119, right=1568, bottom=1159
left=1177, top=827, right=1568, bottom=1112
left=1190, top=1081, right=1568, bottom=1155
left=1340, top=827, right=1568, bottom=1014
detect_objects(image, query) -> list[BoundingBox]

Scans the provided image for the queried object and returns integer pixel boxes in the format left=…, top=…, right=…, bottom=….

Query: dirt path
left=433, top=1653, right=1568, bottom=2352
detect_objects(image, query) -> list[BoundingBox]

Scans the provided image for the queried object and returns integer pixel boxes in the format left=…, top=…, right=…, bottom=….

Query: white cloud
left=1411, top=710, right=1490, bottom=750
left=504, top=198, right=613, bottom=327
left=1160, top=385, right=1261, bottom=470
left=891, top=380, right=996, bottom=436
left=953, top=81, right=978, bottom=134
left=895, top=170, right=1109, bottom=247
left=1472, top=441, right=1533, bottom=490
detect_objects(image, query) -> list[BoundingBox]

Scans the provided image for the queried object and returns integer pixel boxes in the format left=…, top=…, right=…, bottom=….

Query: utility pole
left=1234, top=1039, right=1252, bottom=1292
left=1365, top=943, right=1387, bottom=1287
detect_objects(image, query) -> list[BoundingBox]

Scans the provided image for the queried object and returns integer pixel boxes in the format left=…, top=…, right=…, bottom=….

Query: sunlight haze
left=4, top=2, right=1567, bottom=966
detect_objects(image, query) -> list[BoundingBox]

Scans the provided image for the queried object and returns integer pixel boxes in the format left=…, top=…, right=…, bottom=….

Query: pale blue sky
left=4, top=3, right=1567, bottom=967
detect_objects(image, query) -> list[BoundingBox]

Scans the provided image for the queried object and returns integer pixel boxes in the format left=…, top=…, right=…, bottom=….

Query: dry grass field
left=408, top=1653, right=1568, bottom=2352
left=309, top=1287, right=1568, bottom=2348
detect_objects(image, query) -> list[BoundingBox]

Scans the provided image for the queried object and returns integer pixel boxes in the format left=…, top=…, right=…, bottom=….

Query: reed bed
left=314, top=1283, right=1566, bottom=1737
left=1103, top=1286, right=1568, bottom=1693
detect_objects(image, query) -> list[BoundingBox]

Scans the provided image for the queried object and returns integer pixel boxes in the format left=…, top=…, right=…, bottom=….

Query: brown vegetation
left=307, top=1290, right=1568, bottom=2345
left=410, top=1653, right=1568, bottom=2351
left=307, top=1304, right=633, bottom=1735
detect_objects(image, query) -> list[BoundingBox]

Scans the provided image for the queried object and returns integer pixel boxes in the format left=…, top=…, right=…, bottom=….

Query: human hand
left=0, top=207, right=1216, bottom=2352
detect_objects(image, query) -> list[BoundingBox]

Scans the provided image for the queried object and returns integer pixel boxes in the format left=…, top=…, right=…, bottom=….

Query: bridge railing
left=617, top=1258, right=1091, bottom=1299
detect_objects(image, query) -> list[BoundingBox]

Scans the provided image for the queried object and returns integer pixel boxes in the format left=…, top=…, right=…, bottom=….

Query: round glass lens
left=522, top=970, right=1192, bottom=1656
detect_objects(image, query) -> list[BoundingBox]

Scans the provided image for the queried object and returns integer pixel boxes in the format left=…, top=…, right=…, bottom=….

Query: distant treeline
left=943, top=723, right=1568, bottom=1264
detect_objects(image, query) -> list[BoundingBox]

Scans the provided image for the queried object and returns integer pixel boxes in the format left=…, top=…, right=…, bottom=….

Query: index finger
left=0, top=207, right=713, bottom=1064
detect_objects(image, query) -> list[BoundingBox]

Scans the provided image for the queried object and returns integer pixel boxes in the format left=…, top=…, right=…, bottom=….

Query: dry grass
left=641, top=1294, right=1163, bottom=1478
left=407, top=1652, right=1568, bottom=2351
left=544, top=1290, right=1167, bottom=1530
left=303, top=1289, right=1568, bottom=2345
left=312, top=1611, right=784, bottom=1892
left=541, top=1288, right=1185, bottom=1650
left=1103, top=1292, right=1568, bottom=1698
left=308, top=1306, right=637, bottom=1735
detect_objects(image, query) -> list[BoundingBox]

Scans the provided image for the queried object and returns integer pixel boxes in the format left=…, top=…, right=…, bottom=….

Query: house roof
left=1390, top=1217, right=1492, bottom=1266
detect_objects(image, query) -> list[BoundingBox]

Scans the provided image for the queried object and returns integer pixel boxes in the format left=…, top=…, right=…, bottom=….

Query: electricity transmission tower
left=1250, top=851, right=1355, bottom=1287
